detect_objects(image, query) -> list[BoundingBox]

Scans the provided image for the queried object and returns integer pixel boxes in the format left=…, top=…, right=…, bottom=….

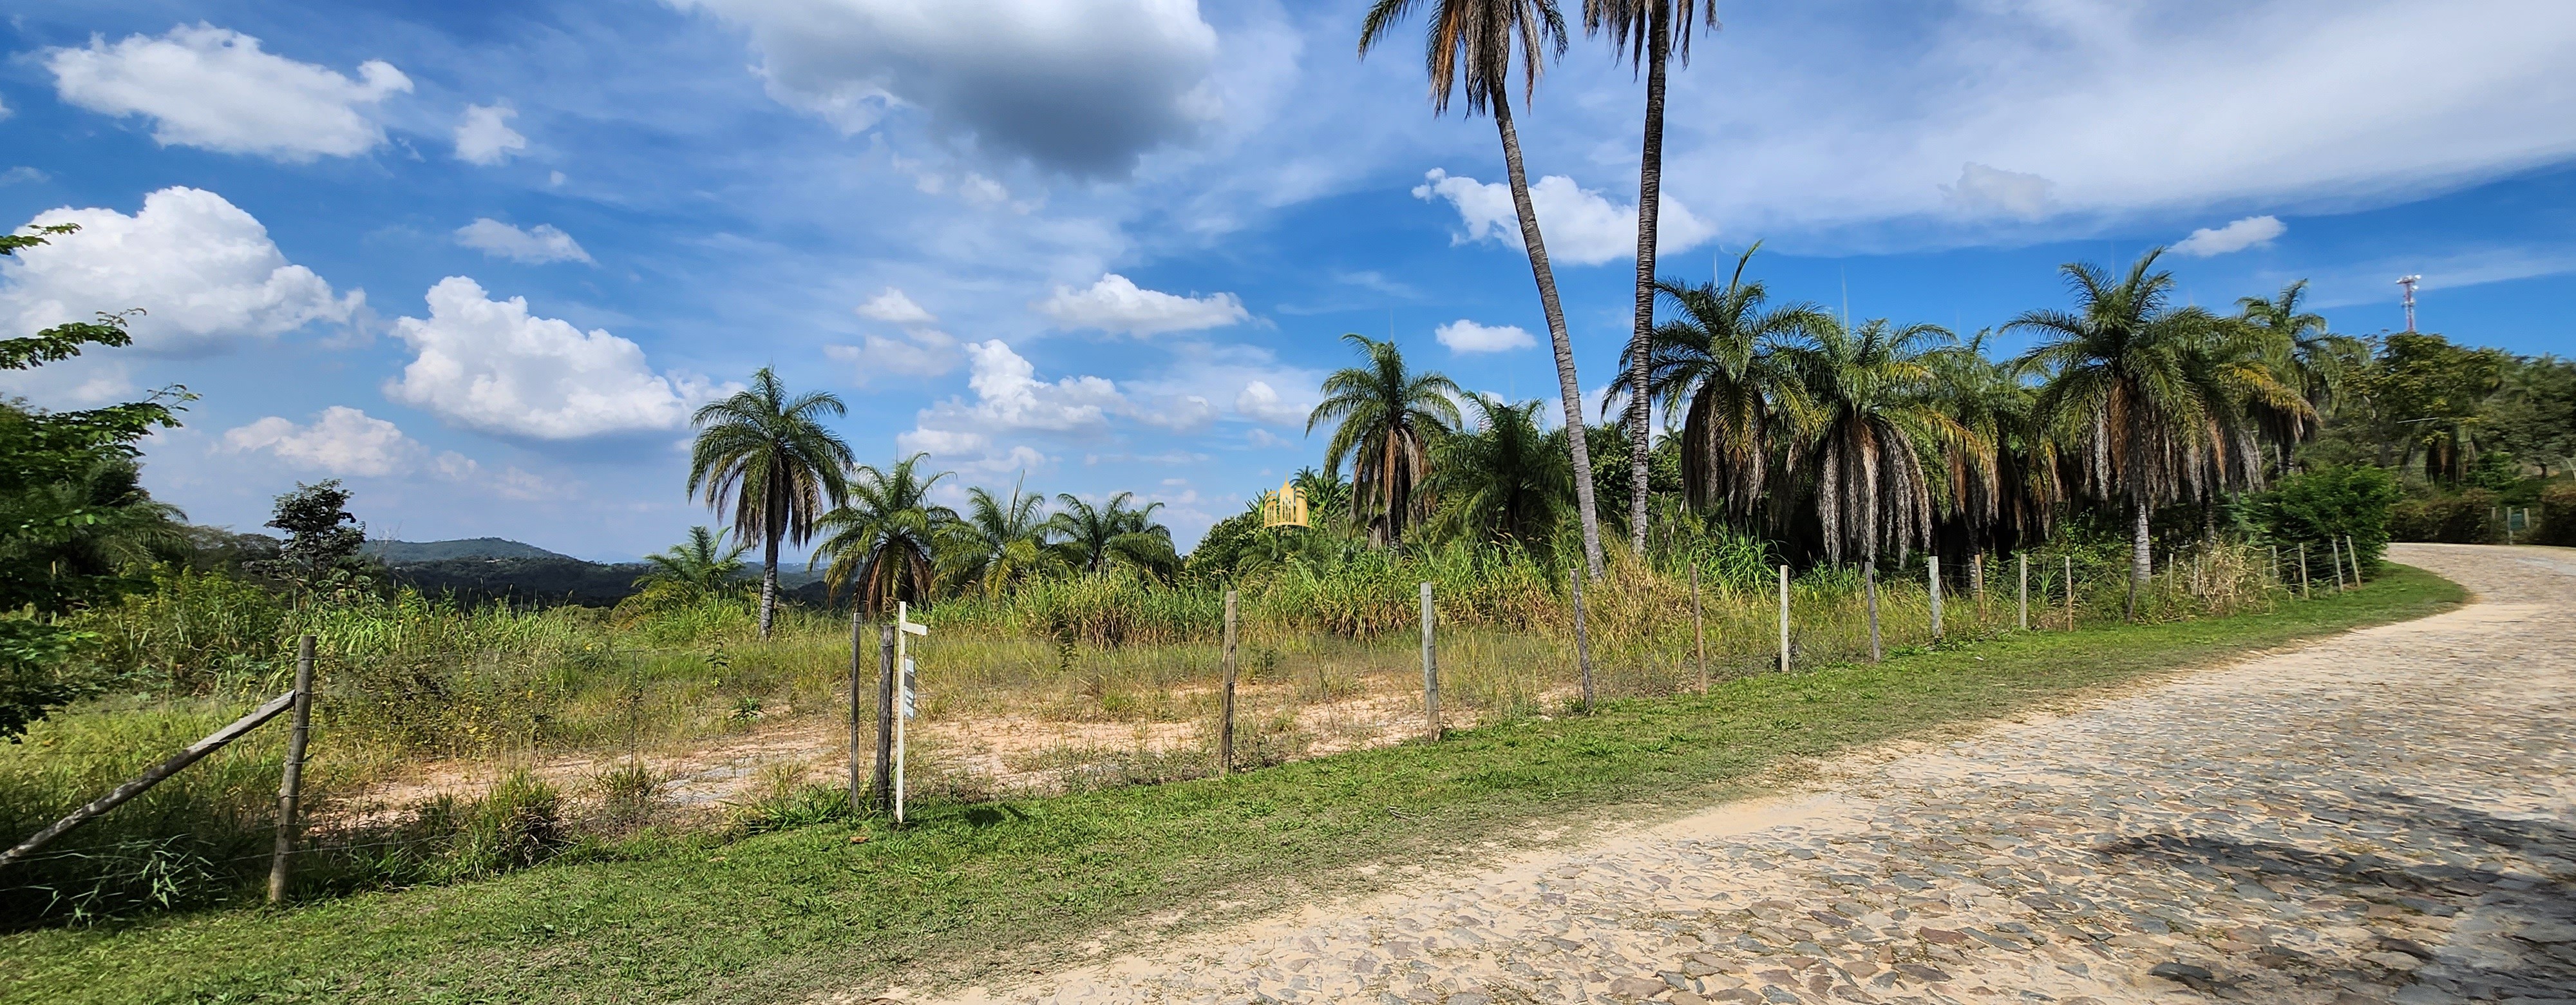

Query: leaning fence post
left=2016, top=553, right=2029, bottom=631
left=1570, top=568, right=1595, bottom=711
left=2298, top=542, right=2311, bottom=599
left=1221, top=589, right=1238, bottom=774
left=2346, top=535, right=2362, bottom=583
left=2330, top=537, right=2346, bottom=591
left=1927, top=555, right=1943, bottom=642
left=1419, top=582, right=1439, bottom=741
left=267, top=633, right=316, bottom=905
left=1690, top=566, right=1707, bottom=695
left=1777, top=564, right=1790, bottom=675
left=848, top=611, right=864, bottom=814
left=2063, top=555, right=2076, bottom=629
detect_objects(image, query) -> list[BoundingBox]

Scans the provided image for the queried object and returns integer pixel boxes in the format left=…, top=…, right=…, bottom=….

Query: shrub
left=2389, top=488, right=2499, bottom=544
left=2535, top=481, right=2576, bottom=546
left=2253, top=465, right=2400, bottom=567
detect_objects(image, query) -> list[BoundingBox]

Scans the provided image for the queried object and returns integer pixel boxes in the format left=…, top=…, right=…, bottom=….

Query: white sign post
left=895, top=601, right=928, bottom=825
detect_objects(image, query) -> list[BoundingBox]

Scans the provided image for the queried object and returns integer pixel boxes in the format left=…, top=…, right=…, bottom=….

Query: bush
left=2253, top=465, right=2400, bottom=568
left=2535, top=481, right=2576, bottom=546
left=2389, top=488, right=2499, bottom=544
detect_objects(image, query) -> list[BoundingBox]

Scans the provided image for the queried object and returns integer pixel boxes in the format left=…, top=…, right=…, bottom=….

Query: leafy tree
left=938, top=479, right=1062, bottom=597
left=1050, top=492, right=1178, bottom=580
left=2487, top=354, right=2576, bottom=476
left=1361, top=0, right=1609, bottom=577
left=634, top=526, right=750, bottom=597
left=1629, top=244, right=1820, bottom=522
left=1426, top=396, right=1574, bottom=546
left=247, top=481, right=372, bottom=603
left=1307, top=333, right=1462, bottom=546
left=687, top=368, right=854, bottom=637
left=812, top=454, right=953, bottom=616
left=1584, top=0, right=1718, bottom=555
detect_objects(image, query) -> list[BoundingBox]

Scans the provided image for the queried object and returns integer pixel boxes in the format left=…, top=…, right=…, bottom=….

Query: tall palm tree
left=636, top=526, right=750, bottom=597
left=2237, top=280, right=2362, bottom=472
left=811, top=454, right=954, bottom=617
left=1586, top=0, right=1718, bottom=555
left=687, top=368, right=853, bottom=637
left=1774, top=316, right=1968, bottom=661
left=1051, top=492, right=1179, bottom=580
left=1361, top=0, right=1609, bottom=577
left=937, top=478, right=1060, bottom=598
left=1625, top=243, right=1820, bottom=523
left=1307, top=333, right=1463, bottom=546
left=1425, top=395, right=1576, bottom=546
left=1924, top=330, right=2059, bottom=570
left=2007, top=249, right=2228, bottom=620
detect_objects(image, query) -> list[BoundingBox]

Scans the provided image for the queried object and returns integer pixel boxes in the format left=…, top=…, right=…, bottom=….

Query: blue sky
left=3, top=0, right=2571, bottom=560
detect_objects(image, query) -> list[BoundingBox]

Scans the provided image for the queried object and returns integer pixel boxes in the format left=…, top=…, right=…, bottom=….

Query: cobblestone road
left=925, top=544, right=2576, bottom=1005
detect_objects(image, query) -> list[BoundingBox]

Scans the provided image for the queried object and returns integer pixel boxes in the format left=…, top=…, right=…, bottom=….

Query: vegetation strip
left=0, top=566, right=2461, bottom=1005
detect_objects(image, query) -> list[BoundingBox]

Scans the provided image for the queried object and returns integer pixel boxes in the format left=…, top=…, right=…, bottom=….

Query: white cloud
left=667, top=0, right=1220, bottom=176
left=0, top=168, right=48, bottom=186
left=431, top=451, right=563, bottom=501
left=2173, top=215, right=2287, bottom=257
left=386, top=276, right=728, bottom=439
left=223, top=407, right=421, bottom=477
left=826, top=328, right=959, bottom=384
left=855, top=287, right=937, bottom=325
left=0, top=95, right=11, bottom=122
left=454, top=218, right=592, bottom=264
left=1939, top=163, right=2056, bottom=220
left=1036, top=273, right=1247, bottom=336
left=1435, top=318, right=1536, bottom=354
left=1, top=186, right=361, bottom=352
left=900, top=339, right=1126, bottom=467
left=1233, top=380, right=1308, bottom=425
left=1411, top=169, right=1718, bottom=267
left=46, top=24, right=410, bottom=162
left=454, top=104, right=527, bottom=166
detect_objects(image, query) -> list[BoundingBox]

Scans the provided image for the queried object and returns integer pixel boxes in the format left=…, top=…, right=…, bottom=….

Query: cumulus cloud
left=1435, top=318, right=1536, bottom=354
left=46, top=24, right=410, bottom=161
left=454, top=218, right=591, bottom=264
left=1940, top=163, right=2056, bottom=220
left=431, top=451, right=563, bottom=501
left=1036, top=273, right=1247, bottom=336
left=2173, top=215, right=2287, bottom=256
left=667, top=0, right=1220, bottom=175
left=1, top=187, right=361, bottom=352
left=1233, top=380, right=1309, bottom=425
left=223, top=407, right=420, bottom=477
left=453, top=104, right=527, bottom=166
left=1412, top=169, right=1716, bottom=267
left=826, top=329, right=959, bottom=384
left=855, top=287, right=938, bottom=325
left=898, top=340, right=1128, bottom=468
left=386, top=276, right=728, bottom=439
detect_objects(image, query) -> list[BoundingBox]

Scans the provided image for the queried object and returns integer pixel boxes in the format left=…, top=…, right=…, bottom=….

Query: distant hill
left=365, top=538, right=576, bottom=564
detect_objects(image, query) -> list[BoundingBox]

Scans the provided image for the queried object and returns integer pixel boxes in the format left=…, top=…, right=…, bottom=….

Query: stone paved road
left=922, top=544, right=2576, bottom=1005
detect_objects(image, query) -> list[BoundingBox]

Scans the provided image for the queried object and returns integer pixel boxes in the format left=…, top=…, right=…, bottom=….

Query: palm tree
left=1051, top=492, right=1179, bottom=580
left=687, top=368, right=854, bottom=637
left=937, top=478, right=1061, bottom=598
left=2007, top=249, right=2230, bottom=620
left=1425, top=395, right=1576, bottom=546
left=635, top=526, right=750, bottom=597
left=1361, top=0, right=1609, bottom=577
left=1307, top=333, right=1463, bottom=546
left=1773, top=316, right=1969, bottom=661
left=811, top=454, right=954, bottom=616
left=1924, top=330, right=2058, bottom=577
left=1625, top=243, right=1820, bottom=523
left=2237, top=280, right=2362, bottom=472
left=1585, top=0, right=1718, bottom=555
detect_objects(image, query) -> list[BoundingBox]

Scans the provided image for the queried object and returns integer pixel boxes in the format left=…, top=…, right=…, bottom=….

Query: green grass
left=0, top=565, right=2463, bottom=1004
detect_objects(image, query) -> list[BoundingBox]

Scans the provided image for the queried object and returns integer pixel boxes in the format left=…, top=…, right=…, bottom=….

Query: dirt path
left=904, top=545, right=2576, bottom=1005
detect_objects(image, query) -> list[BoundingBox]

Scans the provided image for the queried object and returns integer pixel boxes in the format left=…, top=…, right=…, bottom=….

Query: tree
left=812, top=454, right=954, bottom=616
left=1773, top=316, right=1967, bottom=660
left=1585, top=0, right=1718, bottom=555
left=248, top=481, right=370, bottom=604
left=1425, top=395, right=1575, bottom=546
left=634, top=526, right=750, bottom=598
left=687, top=368, right=853, bottom=637
left=1924, top=330, right=2058, bottom=566
left=1307, top=333, right=1462, bottom=546
left=2488, top=355, right=2576, bottom=476
left=1625, top=244, right=1819, bottom=523
left=938, top=478, right=1062, bottom=598
left=2009, top=249, right=2233, bottom=620
left=2237, top=281, right=2360, bottom=469
left=1361, top=0, right=1609, bottom=577
left=1050, top=492, right=1179, bottom=580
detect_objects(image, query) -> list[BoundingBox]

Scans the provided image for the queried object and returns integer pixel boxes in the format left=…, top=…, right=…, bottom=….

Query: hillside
left=364, top=538, right=576, bottom=564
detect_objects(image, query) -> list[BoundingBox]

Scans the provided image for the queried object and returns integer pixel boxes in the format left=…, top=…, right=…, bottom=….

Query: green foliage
left=2252, top=465, right=2399, bottom=567
left=245, top=480, right=374, bottom=602
left=1308, top=333, right=1461, bottom=544
left=2535, top=481, right=2576, bottom=546
left=2389, top=488, right=2499, bottom=545
left=688, top=368, right=855, bottom=635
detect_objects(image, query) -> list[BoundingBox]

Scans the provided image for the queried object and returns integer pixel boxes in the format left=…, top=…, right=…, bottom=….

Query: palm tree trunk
left=1624, top=7, right=1671, bottom=558
left=2126, top=498, right=2150, bottom=622
left=759, top=527, right=780, bottom=639
left=1491, top=84, right=1605, bottom=579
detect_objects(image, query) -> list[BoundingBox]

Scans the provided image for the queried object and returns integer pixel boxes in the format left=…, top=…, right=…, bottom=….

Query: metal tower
left=2396, top=274, right=2421, bottom=332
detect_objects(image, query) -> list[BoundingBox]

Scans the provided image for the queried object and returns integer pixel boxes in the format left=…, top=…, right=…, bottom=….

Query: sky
left=3, top=0, right=2572, bottom=561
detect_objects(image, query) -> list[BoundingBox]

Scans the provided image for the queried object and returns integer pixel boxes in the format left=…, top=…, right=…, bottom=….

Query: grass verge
left=0, top=565, right=2463, bottom=1004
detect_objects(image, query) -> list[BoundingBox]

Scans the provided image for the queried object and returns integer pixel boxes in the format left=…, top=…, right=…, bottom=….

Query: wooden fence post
left=1777, top=564, right=1790, bottom=675
left=1864, top=561, right=1882, bottom=663
left=2269, top=544, right=2280, bottom=589
left=2330, top=537, right=2345, bottom=591
left=872, top=624, right=894, bottom=812
left=267, top=634, right=316, bottom=905
left=1927, top=555, right=1943, bottom=642
left=848, top=611, right=864, bottom=814
left=2298, top=542, right=2311, bottom=598
left=2346, top=535, right=2362, bottom=583
left=1690, top=566, right=1707, bottom=695
left=2063, top=555, right=2076, bottom=629
left=1222, top=589, right=1238, bottom=774
left=2016, top=553, right=2029, bottom=631
left=1570, top=568, right=1595, bottom=711
left=1419, top=582, right=1439, bottom=741
left=3, top=689, right=296, bottom=870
